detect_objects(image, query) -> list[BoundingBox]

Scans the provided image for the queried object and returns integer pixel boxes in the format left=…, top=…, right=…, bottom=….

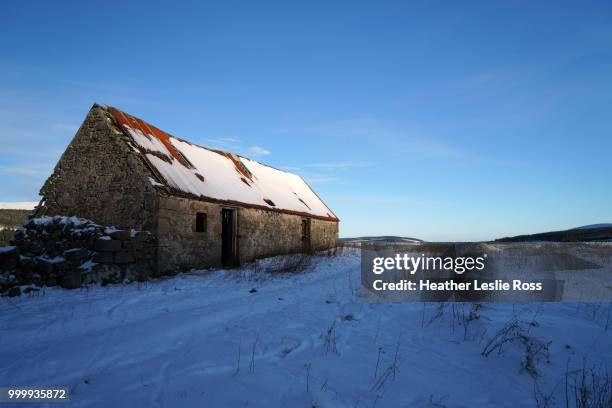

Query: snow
left=123, top=126, right=173, bottom=157
left=38, top=255, right=66, bottom=264
left=119, top=122, right=336, bottom=219
left=148, top=177, right=164, bottom=187
left=0, top=245, right=15, bottom=253
left=0, top=202, right=38, bottom=210
left=29, top=216, right=93, bottom=227
left=1, top=250, right=610, bottom=407
left=78, top=260, right=97, bottom=271
left=104, top=227, right=120, bottom=234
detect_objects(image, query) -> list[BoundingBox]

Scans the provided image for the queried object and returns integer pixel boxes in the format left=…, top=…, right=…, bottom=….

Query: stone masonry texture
left=31, top=104, right=339, bottom=276
left=0, top=216, right=156, bottom=295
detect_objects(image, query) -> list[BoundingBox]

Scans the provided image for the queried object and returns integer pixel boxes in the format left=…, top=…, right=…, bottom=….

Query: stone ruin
left=0, top=216, right=156, bottom=297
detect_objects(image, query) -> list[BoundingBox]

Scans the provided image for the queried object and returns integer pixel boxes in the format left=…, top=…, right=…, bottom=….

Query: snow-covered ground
left=1, top=249, right=611, bottom=407
left=0, top=202, right=37, bottom=210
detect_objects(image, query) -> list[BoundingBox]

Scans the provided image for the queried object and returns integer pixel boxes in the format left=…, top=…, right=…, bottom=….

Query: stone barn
left=35, top=104, right=339, bottom=274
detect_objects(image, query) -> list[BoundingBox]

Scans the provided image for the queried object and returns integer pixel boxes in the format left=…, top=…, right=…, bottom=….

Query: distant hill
left=0, top=209, right=31, bottom=246
left=0, top=209, right=31, bottom=228
left=573, top=223, right=612, bottom=230
left=340, top=236, right=423, bottom=245
left=495, top=224, right=612, bottom=243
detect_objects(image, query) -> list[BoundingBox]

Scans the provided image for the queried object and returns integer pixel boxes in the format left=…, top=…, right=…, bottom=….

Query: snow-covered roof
left=108, top=106, right=338, bottom=221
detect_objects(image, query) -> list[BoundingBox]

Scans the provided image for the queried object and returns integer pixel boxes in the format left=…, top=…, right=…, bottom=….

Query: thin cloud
left=308, top=161, right=368, bottom=169
left=326, top=194, right=445, bottom=206
left=406, top=137, right=461, bottom=158
left=49, top=123, right=79, bottom=133
left=305, top=176, right=337, bottom=185
left=284, top=117, right=464, bottom=160
left=248, top=146, right=270, bottom=157
left=203, top=137, right=272, bottom=158
left=279, top=165, right=301, bottom=172
left=59, top=79, right=143, bottom=94
left=204, top=137, right=242, bottom=150
left=0, top=145, right=63, bottom=159
left=0, top=165, right=49, bottom=177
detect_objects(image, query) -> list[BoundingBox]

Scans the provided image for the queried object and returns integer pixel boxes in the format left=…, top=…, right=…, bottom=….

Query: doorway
left=222, top=208, right=238, bottom=266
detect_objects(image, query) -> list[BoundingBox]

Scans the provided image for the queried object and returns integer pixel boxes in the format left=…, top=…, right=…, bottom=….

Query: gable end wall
left=37, top=105, right=159, bottom=232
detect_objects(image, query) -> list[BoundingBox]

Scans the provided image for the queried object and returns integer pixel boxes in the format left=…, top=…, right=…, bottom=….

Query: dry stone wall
left=0, top=216, right=156, bottom=297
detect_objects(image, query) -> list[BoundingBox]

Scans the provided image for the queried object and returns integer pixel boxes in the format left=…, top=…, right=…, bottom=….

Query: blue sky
left=1, top=1, right=611, bottom=240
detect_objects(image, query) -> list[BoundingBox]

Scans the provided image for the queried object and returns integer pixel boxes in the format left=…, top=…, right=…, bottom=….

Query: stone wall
left=0, top=216, right=156, bottom=296
left=37, top=104, right=159, bottom=233
left=239, top=207, right=302, bottom=262
left=310, top=218, right=340, bottom=251
left=156, top=195, right=223, bottom=272
left=155, top=195, right=339, bottom=272
left=238, top=208, right=338, bottom=262
left=238, top=207, right=339, bottom=263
